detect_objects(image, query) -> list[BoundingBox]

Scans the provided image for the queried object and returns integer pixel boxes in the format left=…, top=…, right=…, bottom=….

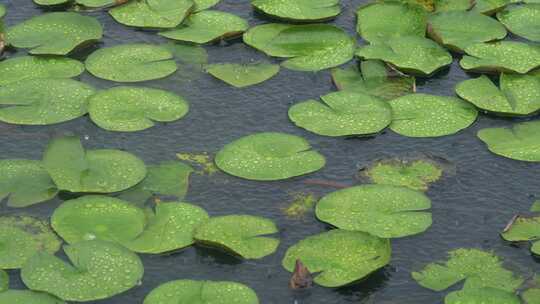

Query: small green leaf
left=163, top=42, right=208, bottom=65
left=252, top=0, right=340, bottom=22
left=472, top=0, right=511, bottom=15
left=193, top=0, right=221, bottom=11
left=110, top=0, right=194, bottom=28
left=0, top=269, right=8, bottom=292
left=433, top=0, right=476, bottom=12
left=501, top=216, right=540, bottom=242
left=33, top=0, right=69, bottom=5
left=205, top=63, right=279, bottom=88
left=363, top=159, right=442, bottom=191
left=445, top=287, right=521, bottom=304
left=477, top=120, right=540, bottom=162
left=76, top=0, right=117, bottom=8
left=0, top=290, right=65, bottom=304
left=531, top=201, right=540, bottom=212
left=0, top=4, right=5, bottom=18
left=523, top=288, right=540, bottom=304
left=497, top=4, right=540, bottom=42
left=460, top=41, right=540, bottom=73
left=0, top=56, right=84, bottom=86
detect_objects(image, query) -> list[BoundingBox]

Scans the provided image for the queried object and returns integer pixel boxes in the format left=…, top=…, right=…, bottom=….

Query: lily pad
left=194, top=215, right=279, bottom=259
left=497, top=4, right=540, bottom=42
left=388, top=93, right=478, bottom=138
left=110, top=0, right=193, bottom=29
left=531, top=201, right=540, bottom=212
left=356, top=2, right=427, bottom=44
left=472, top=0, right=511, bottom=15
left=456, top=73, right=540, bottom=116
left=6, top=12, right=102, bottom=55
left=445, top=287, right=521, bottom=304
left=523, top=288, right=540, bottom=304
left=0, top=78, right=95, bottom=125
left=0, top=56, right=84, bottom=86
left=243, top=23, right=355, bottom=71
left=0, top=269, right=7, bottom=292
left=160, top=10, right=248, bottom=44
left=477, top=120, right=540, bottom=162
left=205, top=63, right=280, bottom=88
left=163, top=42, right=208, bottom=65
left=21, top=240, right=144, bottom=302
left=76, top=0, right=118, bottom=8
left=252, top=0, right=340, bottom=22
left=0, top=216, right=61, bottom=269
left=0, top=159, right=58, bottom=207
left=288, top=91, right=392, bottom=137
left=501, top=215, right=540, bottom=255
left=0, top=5, right=4, bottom=18
left=88, top=86, right=189, bottom=132
left=331, top=60, right=415, bottom=101
left=215, top=132, right=325, bottom=181
left=282, top=229, right=391, bottom=287
left=43, top=136, right=147, bottom=193
left=427, top=11, right=507, bottom=52
left=85, top=44, right=178, bottom=82
left=363, top=159, right=443, bottom=191
left=193, top=0, right=220, bottom=11
left=144, top=280, right=259, bottom=304
left=432, top=0, right=476, bottom=12
left=460, top=41, right=540, bottom=73
left=356, top=36, right=452, bottom=76
left=0, top=290, right=66, bottom=304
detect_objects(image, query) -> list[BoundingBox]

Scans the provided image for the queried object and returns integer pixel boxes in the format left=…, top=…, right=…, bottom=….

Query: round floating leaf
left=363, top=159, right=443, bottom=191
left=316, top=184, right=432, bottom=238
left=497, top=4, right=540, bottom=42
left=194, top=215, right=279, bottom=259
left=501, top=216, right=540, bottom=243
left=388, top=93, right=478, bottom=137
left=460, top=41, right=540, bottom=73
left=243, top=23, right=355, bottom=71
left=21, top=240, right=144, bottom=302
left=205, top=63, right=279, bottom=88
left=33, top=0, right=69, bottom=5
left=0, top=78, right=94, bottom=125
left=456, top=73, right=540, bottom=116
left=0, top=159, right=58, bottom=207
left=0, top=269, right=7, bottom=292
left=193, top=0, right=220, bottom=11
left=215, top=132, right=325, bottom=181
left=252, top=0, right=340, bottom=22
left=288, top=91, right=392, bottom=137
left=0, top=290, right=65, bottom=304
left=523, top=288, right=540, bottom=304
left=356, top=2, right=427, bottom=44
left=43, top=136, right=147, bottom=193
left=477, top=120, right=540, bottom=162
left=0, top=56, right=84, bottom=86
left=433, top=0, right=476, bottom=12
left=125, top=202, right=209, bottom=254
left=144, top=280, right=259, bottom=304
left=160, top=10, right=248, bottom=44
left=0, top=216, right=61, bottom=269
left=356, top=36, right=452, bottom=76
left=76, top=0, right=117, bottom=8
left=445, top=287, right=521, bottom=304
left=472, top=0, right=510, bottom=15
left=282, top=229, right=391, bottom=287
left=163, top=42, right=208, bottom=65
left=110, top=0, right=193, bottom=28
left=6, top=12, right=102, bottom=55
left=88, top=86, right=189, bottom=132
left=85, top=44, right=178, bottom=82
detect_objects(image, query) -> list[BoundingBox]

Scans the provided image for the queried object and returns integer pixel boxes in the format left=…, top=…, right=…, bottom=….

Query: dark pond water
left=1, top=0, right=540, bottom=303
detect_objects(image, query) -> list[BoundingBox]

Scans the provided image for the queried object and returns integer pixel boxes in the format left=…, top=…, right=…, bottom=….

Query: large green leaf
left=163, top=42, right=208, bottom=65
left=388, top=93, right=478, bottom=137
left=460, top=41, right=540, bottom=73
left=252, top=0, right=340, bottom=22
left=215, top=132, right=325, bottom=181
left=497, top=4, right=540, bottom=42
left=43, top=136, right=147, bottom=193
left=0, top=290, right=65, bottom=304
left=363, top=159, right=443, bottom=191
left=282, top=229, right=391, bottom=287
left=205, top=63, right=280, bottom=88
left=288, top=91, right=392, bottom=137
left=110, top=0, right=194, bottom=28
left=432, top=0, right=476, bottom=12
left=356, top=36, right=452, bottom=76
left=523, top=288, right=540, bottom=304
left=6, top=12, right=102, bottom=55
left=193, top=0, right=220, bottom=11
left=472, top=0, right=511, bottom=15
left=243, top=23, right=355, bottom=71
left=445, top=287, right=521, bottom=304
left=0, top=78, right=94, bottom=125
left=144, top=280, right=259, bottom=304
left=194, top=215, right=279, bottom=259
left=477, top=120, right=540, bottom=162
left=500, top=215, right=540, bottom=255
left=0, top=56, right=84, bottom=86
left=33, top=0, right=69, bottom=5
left=21, top=240, right=144, bottom=302
left=76, top=0, right=118, bottom=8
left=85, top=44, right=178, bottom=82
left=0, top=269, right=7, bottom=292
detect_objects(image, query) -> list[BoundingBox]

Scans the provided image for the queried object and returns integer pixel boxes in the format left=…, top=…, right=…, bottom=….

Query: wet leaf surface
left=477, top=120, right=540, bottom=162
left=497, top=4, right=540, bottom=42
left=460, top=41, right=540, bottom=73
left=363, top=158, right=442, bottom=191
left=0, top=56, right=84, bottom=86
left=110, top=0, right=193, bottom=29
left=0, top=290, right=65, bottom=304
left=205, top=62, right=279, bottom=88
left=252, top=0, right=341, bottom=22
left=445, top=287, right=521, bottom=304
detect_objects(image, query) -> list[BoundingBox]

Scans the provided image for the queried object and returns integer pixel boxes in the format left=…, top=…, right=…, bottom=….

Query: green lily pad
left=288, top=91, right=392, bottom=137
left=427, top=11, right=507, bottom=52
left=163, top=42, right=208, bottom=65
left=497, top=4, right=540, bottom=42
left=144, top=280, right=259, bottom=304
left=356, top=2, right=427, bottom=44
left=205, top=63, right=280, bottom=88
left=331, top=60, right=416, bottom=101
left=0, top=56, right=84, bottom=86
left=501, top=216, right=540, bottom=242
left=0, top=5, right=4, bottom=18
left=0, top=159, right=58, bottom=207
left=243, top=23, right=355, bottom=71
left=456, top=73, right=540, bottom=116
left=215, top=132, right=325, bottom=181
left=75, top=0, right=118, bottom=8
left=43, top=136, right=147, bottom=193
left=356, top=36, right=452, bottom=76
left=316, top=184, right=432, bottom=238
left=460, top=41, right=540, bottom=73
left=85, top=44, right=178, bottom=82
left=21, top=240, right=144, bottom=302
left=110, top=0, right=193, bottom=29
left=193, top=0, right=220, bottom=11
left=282, top=229, right=391, bottom=287
left=125, top=202, right=209, bottom=254
left=0, top=216, right=61, bottom=269
left=445, top=287, right=521, bottom=304
left=363, top=159, right=443, bottom=191
left=88, top=86, right=189, bottom=132
left=160, top=10, right=248, bottom=44
left=33, top=0, right=69, bottom=5
left=432, top=0, right=476, bottom=12
left=523, top=288, right=540, bottom=304
left=472, top=0, right=511, bottom=15
left=388, top=93, right=478, bottom=138
left=51, top=195, right=147, bottom=244
left=0, top=269, right=7, bottom=292
left=252, top=0, right=340, bottom=22
left=412, top=248, right=523, bottom=292
left=6, top=12, right=102, bottom=55
left=531, top=201, right=540, bottom=212
left=477, top=120, right=540, bottom=162
left=194, top=215, right=279, bottom=259
left=0, top=78, right=95, bottom=125
left=0, top=290, right=66, bottom=304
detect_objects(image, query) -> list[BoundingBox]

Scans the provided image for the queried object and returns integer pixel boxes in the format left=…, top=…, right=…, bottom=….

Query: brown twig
left=503, top=215, right=519, bottom=233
